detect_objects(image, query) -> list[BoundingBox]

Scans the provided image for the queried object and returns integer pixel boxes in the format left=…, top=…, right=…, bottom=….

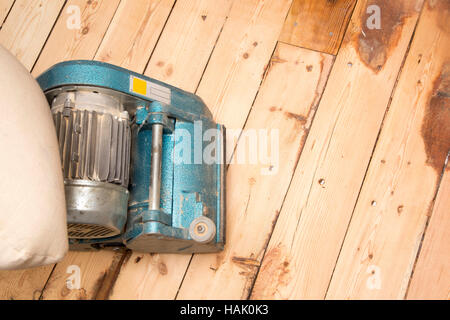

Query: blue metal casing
left=37, top=60, right=225, bottom=253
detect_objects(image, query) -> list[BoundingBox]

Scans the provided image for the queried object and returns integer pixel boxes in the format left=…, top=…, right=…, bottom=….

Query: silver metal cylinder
left=149, top=123, right=163, bottom=210
left=51, top=90, right=131, bottom=239
left=65, top=180, right=128, bottom=239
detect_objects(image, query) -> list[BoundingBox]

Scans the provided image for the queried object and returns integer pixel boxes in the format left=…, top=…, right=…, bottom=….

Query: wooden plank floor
left=0, top=0, right=448, bottom=300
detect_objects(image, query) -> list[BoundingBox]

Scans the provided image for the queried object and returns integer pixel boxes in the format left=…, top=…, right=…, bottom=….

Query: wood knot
left=158, top=262, right=168, bottom=275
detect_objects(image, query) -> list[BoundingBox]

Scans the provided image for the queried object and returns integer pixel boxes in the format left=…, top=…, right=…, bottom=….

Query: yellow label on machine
left=132, top=77, right=147, bottom=96
left=129, top=75, right=171, bottom=105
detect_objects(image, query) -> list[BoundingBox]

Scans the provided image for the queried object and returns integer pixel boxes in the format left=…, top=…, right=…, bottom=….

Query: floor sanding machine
left=36, top=61, right=226, bottom=253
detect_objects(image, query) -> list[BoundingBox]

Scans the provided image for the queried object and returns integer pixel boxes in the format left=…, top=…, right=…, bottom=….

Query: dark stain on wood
left=232, top=256, right=260, bottom=267
left=77, top=288, right=88, bottom=300
left=59, top=284, right=70, bottom=297
left=281, top=0, right=356, bottom=55
left=318, top=178, right=326, bottom=187
left=284, top=112, right=307, bottom=125
left=232, top=256, right=260, bottom=299
left=355, top=1, right=418, bottom=73
left=421, top=63, right=450, bottom=173
left=94, top=250, right=131, bottom=300
left=268, top=106, right=307, bottom=126
left=212, top=252, right=225, bottom=271
left=269, top=106, right=282, bottom=112
left=58, top=277, right=87, bottom=300
left=92, top=271, right=107, bottom=299
left=271, top=56, right=288, bottom=64
left=158, top=262, right=168, bottom=275
left=250, top=246, right=290, bottom=299
left=165, top=64, right=173, bottom=77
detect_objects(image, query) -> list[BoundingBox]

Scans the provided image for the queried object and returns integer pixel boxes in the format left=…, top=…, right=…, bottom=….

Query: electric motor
left=51, top=90, right=131, bottom=239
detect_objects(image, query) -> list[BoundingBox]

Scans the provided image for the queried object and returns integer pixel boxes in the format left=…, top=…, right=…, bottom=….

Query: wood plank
left=0, top=265, right=54, bottom=300
left=408, top=163, right=450, bottom=299
left=32, top=0, right=121, bottom=76
left=251, top=0, right=424, bottom=299
left=0, top=0, right=14, bottom=27
left=177, top=43, right=333, bottom=299
left=109, top=0, right=292, bottom=299
left=109, top=252, right=192, bottom=299
left=0, top=0, right=65, bottom=70
left=198, top=0, right=292, bottom=131
left=143, top=0, right=233, bottom=92
left=38, top=0, right=175, bottom=300
left=279, top=0, right=356, bottom=55
left=40, top=250, right=126, bottom=300
left=327, top=0, right=450, bottom=299
left=96, top=0, right=175, bottom=73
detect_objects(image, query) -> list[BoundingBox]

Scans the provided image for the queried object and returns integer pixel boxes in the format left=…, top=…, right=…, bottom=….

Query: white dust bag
left=0, top=45, right=68, bottom=269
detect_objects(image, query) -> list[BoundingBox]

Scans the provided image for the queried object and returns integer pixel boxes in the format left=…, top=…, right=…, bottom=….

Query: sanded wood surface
left=177, top=43, right=333, bottom=299
left=251, top=0, right=425, bottom=299
left=407, top=163, right=450, bottom=299
left=32, top=0, right=121, bottom=76
left=40, top=250, right=126, bottom=300
left=0, top=265, right=54, bottom=300
left=144, top=0, right=233, bottom=92
left=327, top=0, right=450, bottom=299
left=198, top=0, right=292, bottom=131
left=0, top=0, right=65, bottom=70
left=0, top=0, right=15, bottom=27
left=0, top=0, right=448, bottom=300
left=96, top=0, right=176, bottom=73
left=279, top=0, right=356, bottom=55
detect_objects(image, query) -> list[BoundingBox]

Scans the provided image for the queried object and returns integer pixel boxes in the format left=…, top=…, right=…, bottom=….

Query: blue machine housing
left=37, top=60, right=226, bottom=253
